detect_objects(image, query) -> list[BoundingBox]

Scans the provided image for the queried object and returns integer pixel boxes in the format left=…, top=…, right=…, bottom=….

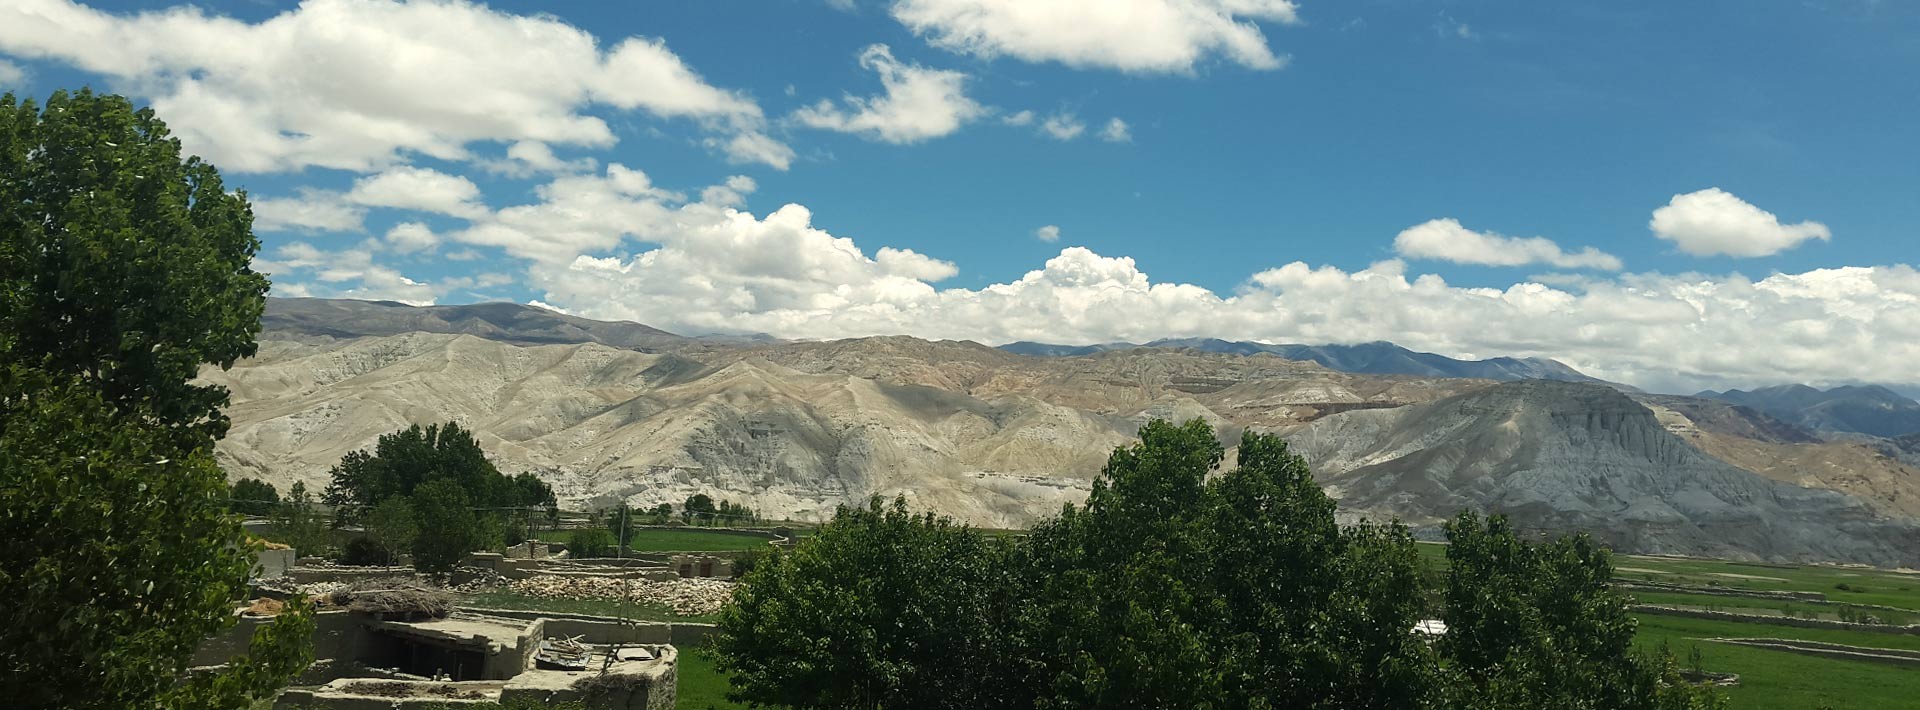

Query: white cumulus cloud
left=1035, top=224, right=1061, bottom=242
left=1040, top=113, right=1085, bottom=140
left=255, top=161, right=1920, bottom=394
left=891, top=0, right=1301, bottom=73
left=1099, top=118, right=1132, bottom=143
left=252, top=190, right=367, bottom=233
left=792, top=44, right=986, bottom=144
left=0, top=0, right=786, bottom=172
left=1650, top=188, right=1832, bottom=258
left=347, top=166, right=489, bottom=219
left=1395, top=218, right=1623, bottom=271
left=384, top=222, right=439, bottom=254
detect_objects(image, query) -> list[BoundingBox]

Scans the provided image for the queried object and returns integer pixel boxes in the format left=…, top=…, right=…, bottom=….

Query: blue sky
left=1, top=0, right=1916, bottom=392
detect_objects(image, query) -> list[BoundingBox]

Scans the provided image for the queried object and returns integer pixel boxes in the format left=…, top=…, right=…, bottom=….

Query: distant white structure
left=1412, top=619, right=1449, bottom=636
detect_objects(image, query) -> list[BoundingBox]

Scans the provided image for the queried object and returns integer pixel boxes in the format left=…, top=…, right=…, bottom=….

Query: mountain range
left=1698, top=384, right=1920, bottom=439
left=205, top=298, right=1920, bottom=566
left=1002, top=338, right=1612, bottom=385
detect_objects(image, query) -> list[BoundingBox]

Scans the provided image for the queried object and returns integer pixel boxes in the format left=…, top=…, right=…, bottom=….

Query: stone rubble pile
left=505, top=576, right=736, bottom=616
left=448, top=567, right=510, bottom=593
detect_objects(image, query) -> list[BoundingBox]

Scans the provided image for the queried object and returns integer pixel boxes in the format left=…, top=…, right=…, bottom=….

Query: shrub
left=568, top=529, right=615, bottom=558
left=340, top=537, right=390, bottom=567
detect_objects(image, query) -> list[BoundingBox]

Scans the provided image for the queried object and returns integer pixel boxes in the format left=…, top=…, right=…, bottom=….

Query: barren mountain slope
left=263, top=297, right=694, bottom=350
left=1638, top=396, right=1920, bottom=518
left=210, top=324, right=1920, bottom=563
left=1284, top=381, right=1920, bottom=566
left=722, top=339, right=1485, bottom=426
left=209, top=334, right=1146, bottom=526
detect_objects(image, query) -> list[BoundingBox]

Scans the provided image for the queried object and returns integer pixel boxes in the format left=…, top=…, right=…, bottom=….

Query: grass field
left=1634, top=614, right=1920, bottom=710
left=538, top=527, right=780, bottom=553
left=677, top=647, right=749, bottom=709
left=1611, top=554, right=1920, bottom=611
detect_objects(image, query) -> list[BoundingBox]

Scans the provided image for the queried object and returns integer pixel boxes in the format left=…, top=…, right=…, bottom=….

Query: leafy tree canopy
left=715, top=419, right=1724, bottom=710
left=323, top=421, right=553, bottom=513
left=410, top=478, right=479, bottom=575
left=718, top=497, right=1015, bottom=709
left=229, top=477, right=278, bottom=516
left=0, top=90, right=268, bottom=445
left=0, top=90, right=307, bottom=708
left=0, top=369, right=310, bottom=706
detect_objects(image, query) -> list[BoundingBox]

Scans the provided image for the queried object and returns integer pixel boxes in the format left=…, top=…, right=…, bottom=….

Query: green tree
left=683, top=493, right=716, bottom=525
left=1439, top=511, right=1724, bottom=709
left=568, top=529, right=616, bottom=558
left=0, top=89, right=306, bottom=708
left=362, top=496, right=418, bottom=566
left=0, top=90, right=269, bottom=445
left=716, top=499, right=757, bottom=525
left=410, top=479, right=479, bottom=575
left=1010, top=421, right=1438, bottom=708
left=229, top=477, right=279, bottom=516
left=324, top=422, right=496, bottom=509
left=710, top=420, right=1722, bottom=709
left=716, top=497, right=1015, bottom=709
left=0, top=369, right=310, bottom=707
left=323, top=422, right=553, bottom=525
left=272, top=481, right=333, bottom=556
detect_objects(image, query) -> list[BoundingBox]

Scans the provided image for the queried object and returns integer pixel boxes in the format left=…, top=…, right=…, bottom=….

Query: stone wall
left=194, top=610, right=369, bottom=685
left=1711, top=637, right=1920, bottom=668
left=286, top=565, right=414, bottom=585
left=255, top=548, right=297, bottom=579
left=669, top=623, right=716, bottom=649
left=499, top=645, right=678, bottom=710
left=460, top=607, right=719, bottom=647
left=1632, top=605, right=1920, bottom=635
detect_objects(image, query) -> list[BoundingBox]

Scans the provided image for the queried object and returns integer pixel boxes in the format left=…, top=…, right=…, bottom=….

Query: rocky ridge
left=208, top=299, right=1920, bottom=565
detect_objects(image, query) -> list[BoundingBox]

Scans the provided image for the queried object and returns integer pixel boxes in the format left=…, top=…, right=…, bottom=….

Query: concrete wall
left=255, top=548, right=297, bottom=579
left=668, top=623, right=715, bottom=649
left=669, top=555, right=733, bottom=579
left=460, top=607, right=713, bottom=647
left=503, top=618, right=546, bottom=677
left=276, top=679, right=504, bottom=709
left=499, top=646, right=678, bottom=710
left=195, top=610, right=370, bottom=685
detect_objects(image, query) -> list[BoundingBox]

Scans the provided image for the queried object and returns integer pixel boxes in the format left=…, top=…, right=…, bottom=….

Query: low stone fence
left=1617, top=580, right=1827, bottom=602
left=286, top=565, right=415, bottom=585
left=1707, top=637, right=1920, bottom=668
left=461, top=607, right=718, bottom=648
left=1631, top=605, right=1920, bottom=635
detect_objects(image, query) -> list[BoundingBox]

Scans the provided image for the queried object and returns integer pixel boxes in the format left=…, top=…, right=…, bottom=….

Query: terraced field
left=1418, top=542, right=1920, bottom=709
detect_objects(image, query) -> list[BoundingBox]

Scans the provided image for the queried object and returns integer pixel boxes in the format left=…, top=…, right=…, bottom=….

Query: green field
left=1610, top=554, right=1920, bottom=611
left=1412, top=542, right=1920, bottom=709
left=677, top=647, right=748, bottom=709
left=539, top=527, right=780, bottom=553
left=1634, top=614, right=1920, bottom=710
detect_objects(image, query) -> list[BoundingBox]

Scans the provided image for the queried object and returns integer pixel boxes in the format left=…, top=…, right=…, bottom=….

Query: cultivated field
left=538, top=527, right=785, bottom=553
left=1418, top=542, right=1920, bottom=709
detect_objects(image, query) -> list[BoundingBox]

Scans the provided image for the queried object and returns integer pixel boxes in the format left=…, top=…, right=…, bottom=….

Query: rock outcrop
left=1285, top=381, right=1920, bottom=566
